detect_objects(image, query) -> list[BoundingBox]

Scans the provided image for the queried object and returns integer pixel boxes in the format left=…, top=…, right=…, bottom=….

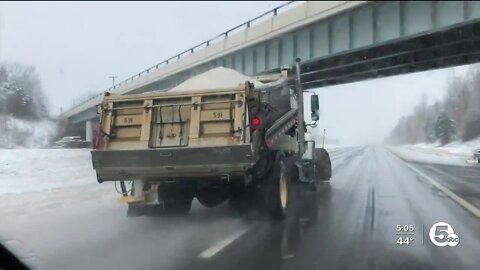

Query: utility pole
left=109, top=75, right=118, bottom=88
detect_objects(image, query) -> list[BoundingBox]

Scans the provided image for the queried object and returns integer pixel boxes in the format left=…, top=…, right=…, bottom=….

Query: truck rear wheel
left=265, top=152, right=290, bottom=219
left=196, top=182, right=228, bottom=208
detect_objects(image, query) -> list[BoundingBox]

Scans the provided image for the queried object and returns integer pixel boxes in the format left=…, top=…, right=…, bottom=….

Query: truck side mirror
left=311, top=94, right=319, bottom=121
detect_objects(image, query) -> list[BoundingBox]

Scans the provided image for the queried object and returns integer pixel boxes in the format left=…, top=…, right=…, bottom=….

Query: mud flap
left=314, top=148, right=332, bottom=181
left=117, top=195, right=145, bottom=204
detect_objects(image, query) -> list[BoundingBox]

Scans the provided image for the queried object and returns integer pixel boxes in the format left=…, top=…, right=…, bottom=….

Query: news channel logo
left=429, top=222, right=459, bottom=247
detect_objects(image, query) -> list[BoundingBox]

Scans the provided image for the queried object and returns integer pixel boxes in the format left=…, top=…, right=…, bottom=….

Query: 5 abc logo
left=429, top=222, right=459, bottom=247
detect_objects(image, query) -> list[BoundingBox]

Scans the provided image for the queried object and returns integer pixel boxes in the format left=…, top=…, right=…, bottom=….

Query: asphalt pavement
left=1, top=146, right=480, bottom=270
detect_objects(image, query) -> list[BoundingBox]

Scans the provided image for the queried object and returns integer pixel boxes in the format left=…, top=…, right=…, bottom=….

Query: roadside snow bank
left=166, top=67, right=263, bottom=92
left=0, top=149, right=96, bottom=195
left=389, top=147, right=470, bottom=166
left=409, top=138, right=480, bottom=158
left=0, top=115, right=57, bottom=148
left=389, top=138, right=480, bottom=167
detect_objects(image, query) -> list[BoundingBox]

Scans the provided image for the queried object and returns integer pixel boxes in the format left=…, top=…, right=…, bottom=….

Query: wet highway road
left=2, top=146, right=480, bottom=270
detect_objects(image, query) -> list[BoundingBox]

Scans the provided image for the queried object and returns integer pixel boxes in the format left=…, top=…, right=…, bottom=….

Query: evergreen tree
left=434, top=113, right=456, bottom=145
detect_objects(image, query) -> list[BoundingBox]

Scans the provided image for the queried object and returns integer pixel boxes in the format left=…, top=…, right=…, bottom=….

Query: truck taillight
left=252, top=116, right=261, bottom=127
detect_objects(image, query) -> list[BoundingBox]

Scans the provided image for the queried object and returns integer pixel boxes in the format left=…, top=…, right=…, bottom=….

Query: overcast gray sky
left=0, top=1, right=474, bottom=145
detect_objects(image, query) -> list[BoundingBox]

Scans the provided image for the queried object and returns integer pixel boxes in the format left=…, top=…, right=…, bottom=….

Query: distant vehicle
left=474, top=148, right=480, bottom=163
left=52, top=136, right=91, bottom=149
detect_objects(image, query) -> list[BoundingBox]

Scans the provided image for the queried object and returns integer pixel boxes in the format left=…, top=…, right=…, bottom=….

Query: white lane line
left=198, top=227, right=250, bottom=259
left=402, top=161, right=480, bottom=219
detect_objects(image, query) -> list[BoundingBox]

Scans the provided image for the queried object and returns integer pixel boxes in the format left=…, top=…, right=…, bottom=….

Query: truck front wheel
left=265, top=152, right=290, bottom=219
left=314, top=148, right=332, bottom=181
left=196, top=182, right=228, bottom=208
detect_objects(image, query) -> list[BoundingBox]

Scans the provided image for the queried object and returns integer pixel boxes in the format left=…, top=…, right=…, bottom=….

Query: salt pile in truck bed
left=164, top=66, right=264, bottom=92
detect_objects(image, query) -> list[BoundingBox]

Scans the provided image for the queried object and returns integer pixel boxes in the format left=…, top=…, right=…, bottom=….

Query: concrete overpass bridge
left=63, top=1, right=480, bottom=140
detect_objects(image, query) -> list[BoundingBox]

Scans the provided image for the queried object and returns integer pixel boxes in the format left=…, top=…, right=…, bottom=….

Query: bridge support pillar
left=86, top=120, right=93, bottom=142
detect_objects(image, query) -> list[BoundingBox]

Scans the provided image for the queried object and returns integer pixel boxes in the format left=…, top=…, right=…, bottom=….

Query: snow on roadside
left=0, top=149, right=97, bottom=196
left=0, top=116, right=57, bottom=148
left=409, top=138, right=480, bottom=158
left=389, top=138, right=479, bottom=167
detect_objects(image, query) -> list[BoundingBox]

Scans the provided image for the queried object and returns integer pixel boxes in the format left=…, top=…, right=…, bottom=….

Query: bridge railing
left=67, top=1, right=297, bottom=113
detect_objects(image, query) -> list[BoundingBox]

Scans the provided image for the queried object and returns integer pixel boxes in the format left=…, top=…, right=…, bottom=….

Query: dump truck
left=91, top=60, right=332, bottom=219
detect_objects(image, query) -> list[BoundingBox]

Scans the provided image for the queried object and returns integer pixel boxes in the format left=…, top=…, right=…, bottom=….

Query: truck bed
left=93, top=84, right=251, bottom=182
left=92, top=78, right=293, bottom=183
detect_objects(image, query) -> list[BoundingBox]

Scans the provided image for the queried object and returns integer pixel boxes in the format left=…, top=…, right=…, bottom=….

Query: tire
left=196, top=184, right=228, bottom=208
left=314, top=148, right=332, bottom=181
left=265, top=152, right=290, bottom=219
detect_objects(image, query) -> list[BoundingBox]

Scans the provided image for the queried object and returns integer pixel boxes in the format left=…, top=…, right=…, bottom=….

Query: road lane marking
left=197, top=227, right=250, bottom=259
left=402, top=161, right=480, bottom=219
left=283, top=254, right=295, bottom=260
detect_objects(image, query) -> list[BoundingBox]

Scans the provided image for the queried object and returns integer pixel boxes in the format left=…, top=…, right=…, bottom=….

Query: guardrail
left=66, top=1, right=297, bottom=113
